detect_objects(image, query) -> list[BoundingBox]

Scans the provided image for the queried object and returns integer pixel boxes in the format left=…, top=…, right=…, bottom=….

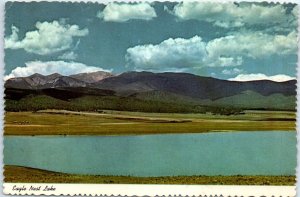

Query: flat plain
left=4, top=110, right=296, bottom=136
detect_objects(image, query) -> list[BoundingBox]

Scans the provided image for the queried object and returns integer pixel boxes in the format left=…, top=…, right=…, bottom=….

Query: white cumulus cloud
left=228, top=73, right=295, bottom=82
left=126, top=31, right=297, bottom=72
left=172, top=2, right=296, bottom=29
left=5, top=61, right=112, bottom=80
left=5, top=20, right=88, bottom=55
left=126, top=36, right=208, bottom=72
left=97, top=3, right=157, bottom=22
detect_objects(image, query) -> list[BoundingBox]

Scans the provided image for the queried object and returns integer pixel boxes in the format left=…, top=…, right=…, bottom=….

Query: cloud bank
left=126, top=31, right=297, bottom=72
left=206, top=31, right=297, bottom=66
left=5, top=61, right=111, bottom=80
left=97, top=3, right=157, bottom=22
left=228, top=73, right=295, bottom=82
left=5, top=20, right=88, bottom=55
left=172, top=2, right=297, bottom=29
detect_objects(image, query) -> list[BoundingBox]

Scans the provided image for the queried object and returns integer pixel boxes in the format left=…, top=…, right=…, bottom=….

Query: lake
left=4, top=131, right=296, bottom=177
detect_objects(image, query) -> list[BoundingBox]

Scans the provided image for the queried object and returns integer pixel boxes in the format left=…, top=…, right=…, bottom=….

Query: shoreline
left=4, top=165, right=296, bottom=185
left=4, top=129, right=296, bottom=137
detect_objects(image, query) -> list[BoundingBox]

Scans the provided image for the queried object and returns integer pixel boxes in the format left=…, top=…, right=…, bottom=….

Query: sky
left=4, top=1, right=299, bottom=81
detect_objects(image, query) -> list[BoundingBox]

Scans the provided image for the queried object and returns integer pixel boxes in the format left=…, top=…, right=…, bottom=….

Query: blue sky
left=4, top=1, right=298, bottom=81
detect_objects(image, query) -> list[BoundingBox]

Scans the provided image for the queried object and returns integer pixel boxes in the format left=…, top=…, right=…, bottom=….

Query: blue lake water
left=4, top=131, right=296, bottom=177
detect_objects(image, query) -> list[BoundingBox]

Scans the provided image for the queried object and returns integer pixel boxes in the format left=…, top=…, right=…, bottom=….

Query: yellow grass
left=4, top=110, right=296, bottom=135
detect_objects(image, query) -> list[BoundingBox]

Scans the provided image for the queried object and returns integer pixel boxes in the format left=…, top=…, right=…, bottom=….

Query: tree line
left=5, top=95, right=244, bottom=115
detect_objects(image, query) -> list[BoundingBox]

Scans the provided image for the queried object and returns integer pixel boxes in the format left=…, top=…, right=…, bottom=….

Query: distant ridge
left=4, top=71, right=296, bottom=111
left=93, top=71, right=296, bottom=99
left=5, top=71, right=296, bottom=97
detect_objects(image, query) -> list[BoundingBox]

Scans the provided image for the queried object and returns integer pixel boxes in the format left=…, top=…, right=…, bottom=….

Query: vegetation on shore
left=4, top=165, right=295, bottom=185
left=4, top=110, right=295, bottom=136
left=5, top=94, right=248, bottom=115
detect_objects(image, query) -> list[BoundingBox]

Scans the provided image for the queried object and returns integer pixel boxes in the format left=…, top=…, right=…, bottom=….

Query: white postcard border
left=1, top=0, right=299, bottom=196
left=2, top=183, right=297, bottom=196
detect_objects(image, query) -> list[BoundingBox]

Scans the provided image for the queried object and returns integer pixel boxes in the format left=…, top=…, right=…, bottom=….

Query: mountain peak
left=47, top=73, right=62, bottom=78
left=29, top=73, right=45, bottom=78
left=70, top=71, right=113, bottom=83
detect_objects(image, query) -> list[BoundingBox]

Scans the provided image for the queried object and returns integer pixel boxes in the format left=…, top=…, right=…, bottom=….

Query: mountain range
left=5, top=71, right=112, bottom=89
left=5, top=71, right=297, bottom=112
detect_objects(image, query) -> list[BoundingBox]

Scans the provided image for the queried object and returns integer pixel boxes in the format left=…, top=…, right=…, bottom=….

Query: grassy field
left=4, top=110, right=295, bottom=135
left=4, top=165, right=295, bottom=185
